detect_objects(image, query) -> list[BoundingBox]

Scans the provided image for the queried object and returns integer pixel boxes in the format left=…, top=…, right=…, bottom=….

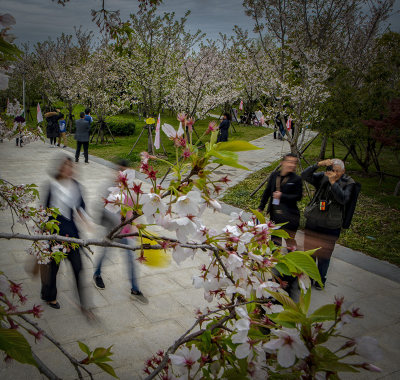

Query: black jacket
left=217, top=119, right=230, bottom=142
left=301, top=164, right=354, bottom=206
left=46, top=112, right=63, bottom=138
left=258, top=171, right=303, bottom=229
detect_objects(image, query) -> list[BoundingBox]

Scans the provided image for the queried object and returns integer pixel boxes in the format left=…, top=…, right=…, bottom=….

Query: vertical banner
left=37, top=103, right=43, bottom=123
left=154, top=113, right=161, bottom=150
left=286, top=117, right=292, bottom=130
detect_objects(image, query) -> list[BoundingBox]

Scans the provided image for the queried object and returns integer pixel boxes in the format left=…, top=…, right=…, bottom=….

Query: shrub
left=106, top=119, right=136, bottom=136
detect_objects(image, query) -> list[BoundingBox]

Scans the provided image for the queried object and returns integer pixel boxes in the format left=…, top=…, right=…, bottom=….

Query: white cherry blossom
left=263, top=328, right=309, bottom=368
left=141, top=193, right=166, bottom=218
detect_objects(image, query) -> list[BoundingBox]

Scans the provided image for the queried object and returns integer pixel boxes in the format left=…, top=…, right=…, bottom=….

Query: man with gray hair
left=301, top=158, right=357, bottom=289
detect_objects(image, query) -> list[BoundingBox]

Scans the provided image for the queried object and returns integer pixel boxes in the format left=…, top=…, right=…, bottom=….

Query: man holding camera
left=301, top=159, right=357, bottom=289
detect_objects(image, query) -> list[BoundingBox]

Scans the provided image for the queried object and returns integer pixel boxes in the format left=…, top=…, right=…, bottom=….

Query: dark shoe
left=75, top=159, right=79, bottom=163
left=131, top=290, right=148, bottom=304
left=84, top=160, right=89, bottom=164
left=93, top=275, right=105, bottom=290
left=62, top=145, right=67, bottom=148
left=47, top=301, right=60, bottom=309
left=57, top=144, right=60, bottom=147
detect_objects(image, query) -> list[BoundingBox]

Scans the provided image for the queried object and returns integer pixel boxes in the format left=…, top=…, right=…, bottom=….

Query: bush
left=106, top=119, right=136, bottom=136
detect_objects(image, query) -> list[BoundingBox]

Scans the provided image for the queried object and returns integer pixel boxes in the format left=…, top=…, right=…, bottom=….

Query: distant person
left=74, top=112, right=90, bottom=163
left=14, top=115, right=25, bottom=147
left=258, top=153, right=303, bottom=249
left=40, top=155, right=91, bottom=311
left=302, top=159, right=359, bottom=289
left=84, top=108, right=93, bottom=124
left=57, top=115, right=67, bottom=148
left=217, top=112, right=231, bottom=142
left=93, top=159, right=148, bottom=304
left=45, top=108, right=63, bottom=147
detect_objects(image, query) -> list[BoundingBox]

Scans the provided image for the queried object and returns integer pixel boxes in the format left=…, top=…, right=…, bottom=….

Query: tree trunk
left=331, top=140, right=335, bottom=158
left=147, top=125, right=155, bottom=155
left=319, top=135, right=328, bottom=160
left=394, top=180, right=400, bottom=196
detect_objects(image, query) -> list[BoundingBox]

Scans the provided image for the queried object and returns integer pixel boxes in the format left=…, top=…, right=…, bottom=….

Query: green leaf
left=201, top=330, right=212, bottom=351
left=212, top=157, right=250, bottom=170
left=93, top=347, right=110, bottom=360
left=270, top=310, right=306, bottom=323
left=214, top=140, right=263, bottom=152
left=267, top=291, right=299, bottom=311
left=274, top=263, right=292, bottom=276
left=270, top=228, right=290, bottom=238
left=247, top=328, right=265, bottom=340
left=250, top=208, right=265, bottom=224
left=309, top=304, right=337, bottom=322
left=78, top=341, right=91, bottom=357
left=96, top=362, right=119, bottom=378
left=282, top=251, right=322, bottom=285
left=247, top=292, right=257, bottom=314
left=299, top=288, right=311, bottom=314
left=210, top=130, right=218, bottom=147
left=0, top=328, right=37, bottom=366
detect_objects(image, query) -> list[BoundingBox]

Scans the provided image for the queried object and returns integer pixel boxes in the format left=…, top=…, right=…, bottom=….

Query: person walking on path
left=93, top=159, right=148, bottom=304
left=74, top=112, right=90, bottom=163
left=258, top=153, right=303, bottom=249
left=301, top=159, right=357, bottom=289
left=57, top=115, right=67, bottom=148
left=217, top=112, right=231, bottom=142
left=45, top=108, right=63, bottom=147
left=40, top=155, right=92, bottom=311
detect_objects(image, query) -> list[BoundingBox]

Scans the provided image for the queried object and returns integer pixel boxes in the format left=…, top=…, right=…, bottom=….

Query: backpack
left=342, top=180, right=361, bottom=229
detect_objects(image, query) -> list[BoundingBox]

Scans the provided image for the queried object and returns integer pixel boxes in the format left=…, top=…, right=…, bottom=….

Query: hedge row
left=107, top=119, right=136, bottom=136
left=68, top=119, right=136, bottom=136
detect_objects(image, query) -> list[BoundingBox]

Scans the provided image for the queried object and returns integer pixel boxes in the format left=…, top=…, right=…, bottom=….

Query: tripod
left=128, top=123, right=168, bottom=156
left=90, top=120, right=116, bottom=144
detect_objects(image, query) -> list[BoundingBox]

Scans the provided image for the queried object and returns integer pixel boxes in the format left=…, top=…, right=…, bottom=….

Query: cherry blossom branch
left=31, top=352, right=61, bottom=380
left=145, top=310, right=236, bottom=380
left=0, top=232, right=221, bottom=254
left=16, top=313, right=93, bottom=380
left=106, top=212, right=139, bottom=240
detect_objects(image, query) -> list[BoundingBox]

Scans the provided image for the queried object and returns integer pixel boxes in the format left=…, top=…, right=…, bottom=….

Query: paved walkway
left=0, top=138, right=399, bottom=380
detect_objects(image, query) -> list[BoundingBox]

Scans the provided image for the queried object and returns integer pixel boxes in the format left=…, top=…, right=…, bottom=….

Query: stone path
left=0, top=138, right=399, bottom=380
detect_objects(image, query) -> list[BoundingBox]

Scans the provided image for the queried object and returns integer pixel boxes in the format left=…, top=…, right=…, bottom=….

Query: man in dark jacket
left=74, top=112, right=91, bottom=163
left=258, top=153, right=303, bottom=249
left=302, top=159, right=355, bottom=289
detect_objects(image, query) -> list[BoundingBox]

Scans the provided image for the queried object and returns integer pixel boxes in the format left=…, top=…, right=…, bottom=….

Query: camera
left=326, top=165, right=333, bottom=171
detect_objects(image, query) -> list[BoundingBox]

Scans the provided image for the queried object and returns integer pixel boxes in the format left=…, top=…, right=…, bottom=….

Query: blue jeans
left=94, top=238, right=139, bottom=292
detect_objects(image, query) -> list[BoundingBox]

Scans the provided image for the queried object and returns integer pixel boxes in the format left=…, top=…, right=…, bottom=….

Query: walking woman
left=217, top=112, right=231, bottom=142
left=45, top=108, right=63, bottom=147
left=40, top=155, right=90, bottom=310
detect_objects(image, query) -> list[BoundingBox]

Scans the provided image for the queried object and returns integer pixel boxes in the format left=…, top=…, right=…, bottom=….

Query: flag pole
left=22, top=73, right=26, bottom=118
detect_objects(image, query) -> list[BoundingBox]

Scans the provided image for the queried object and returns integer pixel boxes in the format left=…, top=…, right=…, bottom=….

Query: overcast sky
left=2, top=0, right=400, bottom=47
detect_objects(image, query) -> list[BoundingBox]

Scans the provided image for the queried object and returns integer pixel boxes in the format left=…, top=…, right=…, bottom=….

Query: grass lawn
left=67, top=113, right=271, bottom=176
left=221, top=134, right=400, bottom=266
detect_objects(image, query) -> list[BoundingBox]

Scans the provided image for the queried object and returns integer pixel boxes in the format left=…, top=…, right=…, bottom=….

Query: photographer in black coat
left=217, top=113, right=231, bottom=142
left=302, top=159, right=356, bottom=289
left=258, top=153, right=303, bottom=249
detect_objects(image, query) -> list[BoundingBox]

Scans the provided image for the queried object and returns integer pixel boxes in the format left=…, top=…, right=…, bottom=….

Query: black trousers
left=75, top=141, right=89, bottom=162
left=304, top=223, right=341, bottom=284
left=40, top=247, right=85, bottom=306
